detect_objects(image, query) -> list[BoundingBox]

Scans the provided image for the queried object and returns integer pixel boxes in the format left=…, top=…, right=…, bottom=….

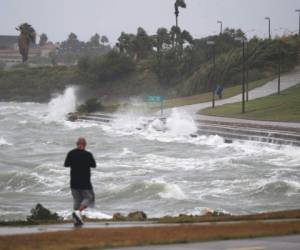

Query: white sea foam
left=57, top=209, right=112, bottom=220
left=0, top=137, right=12, bottom=146
left=106, top=108, right=209, bottom=146
left=165, top=108, right=197, bottom=136
left=46, top=87, right=77, bottom=121
left=148, top=178, right=187, bottom=200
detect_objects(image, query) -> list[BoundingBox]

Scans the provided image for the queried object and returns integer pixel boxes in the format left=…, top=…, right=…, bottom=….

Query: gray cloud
left=0, top=0, right=299, bottom=44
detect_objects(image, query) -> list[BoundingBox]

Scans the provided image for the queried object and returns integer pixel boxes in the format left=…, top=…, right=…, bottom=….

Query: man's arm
left=89, top=153, right=96, bottom=168
left=64, top=152, right=71, bottom=168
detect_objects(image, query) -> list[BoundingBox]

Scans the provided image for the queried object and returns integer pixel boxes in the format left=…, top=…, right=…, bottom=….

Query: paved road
left=109, top=235, right=300, bottom=250
left=166, top=66, right=300, bottom=117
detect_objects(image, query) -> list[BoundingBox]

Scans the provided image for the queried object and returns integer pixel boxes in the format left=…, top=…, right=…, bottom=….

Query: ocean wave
left=251, top=179, right=300, bottom=196
left=57, top=209, right=112, bottom=220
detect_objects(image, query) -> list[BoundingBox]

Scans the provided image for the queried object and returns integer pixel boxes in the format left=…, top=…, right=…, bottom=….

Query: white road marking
left=226, top=246, right=266, bottom=250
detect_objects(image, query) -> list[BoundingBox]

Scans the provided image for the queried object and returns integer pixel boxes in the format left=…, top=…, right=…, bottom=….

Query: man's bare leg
left=79, top=204, right=87, bottom=212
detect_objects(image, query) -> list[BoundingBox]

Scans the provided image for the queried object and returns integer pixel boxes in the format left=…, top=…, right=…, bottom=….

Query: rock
left=112, top=213, right=126, bottom=221
left=224, top=139, right=233, bottom=144
left=128, top=211, right=147, bottom=221
left=27, top=203, right=62, bottom=221
left=67, top=113, right=79, bottom=121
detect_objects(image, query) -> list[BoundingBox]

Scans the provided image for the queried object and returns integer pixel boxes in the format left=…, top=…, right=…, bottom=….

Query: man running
left=64, top=137, right=96, bottom=227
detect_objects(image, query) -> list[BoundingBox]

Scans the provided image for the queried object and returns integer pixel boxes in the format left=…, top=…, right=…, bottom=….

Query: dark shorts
left=71, top=189, right=95, bottom=210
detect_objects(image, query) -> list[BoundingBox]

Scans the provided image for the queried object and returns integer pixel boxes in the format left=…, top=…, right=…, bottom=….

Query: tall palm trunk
left=18, top=35, right=30, bottom=62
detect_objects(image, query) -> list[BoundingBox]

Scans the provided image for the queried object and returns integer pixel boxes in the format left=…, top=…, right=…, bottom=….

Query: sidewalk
left=171, top=66, right=300, bottom=119
left=1, top=218, right=300, bottom=236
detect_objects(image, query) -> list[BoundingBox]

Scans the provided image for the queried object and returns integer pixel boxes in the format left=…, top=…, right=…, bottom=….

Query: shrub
left=77, top=98, right=103, bottom=113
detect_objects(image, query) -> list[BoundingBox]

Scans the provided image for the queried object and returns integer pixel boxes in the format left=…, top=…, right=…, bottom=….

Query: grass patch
left=164, top=77, right=273, bottom=108
left=200, top=83, right=300, bottom=122
left=1, top=221, right=300, bottom=250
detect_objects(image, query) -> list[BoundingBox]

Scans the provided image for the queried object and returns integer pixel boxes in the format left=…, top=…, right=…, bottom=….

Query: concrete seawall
left=196, top=119, right=300, bottom=147
left=71, top=113, right=300, bottom=147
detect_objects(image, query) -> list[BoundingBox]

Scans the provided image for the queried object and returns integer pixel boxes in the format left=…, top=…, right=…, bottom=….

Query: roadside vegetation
left=164, top=77, right=273, bottom=108
left=1, top=30, right=299, bottom=104
left=200, top=83, right=300, bottom=122
left=1, top=1, right=300, bottom=104
left=0, top=65, right=76, bottom=102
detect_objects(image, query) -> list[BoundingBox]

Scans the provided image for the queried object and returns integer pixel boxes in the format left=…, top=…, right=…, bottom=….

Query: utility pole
left=278, top=40, right=282, bottom=95
left=207, top=41, right=216, bottom=108
left=217, top=21, right=223, bottom=35
left=296, top=10, right=300, bottom=36
left=246, top=42, right=249, bottom=101
left=242, top=39, right=246, bottom=113
left=265, top=17, right=271, bottom=39
left=235, top=37, right=247, bottom=113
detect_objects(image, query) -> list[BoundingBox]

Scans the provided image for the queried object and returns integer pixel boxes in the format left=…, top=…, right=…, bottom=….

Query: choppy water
left=0, top=87, right=300, bottom=221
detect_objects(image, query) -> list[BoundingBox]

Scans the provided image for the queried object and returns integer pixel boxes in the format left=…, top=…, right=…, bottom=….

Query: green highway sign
left=144, top=95, right=165, bottom=115
left=144, top=96, right=164, bottom=102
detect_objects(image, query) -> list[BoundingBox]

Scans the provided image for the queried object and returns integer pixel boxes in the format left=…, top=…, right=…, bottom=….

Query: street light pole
left=217, top=21, right=223, bottom=34
left=235, top=37, right=247, bottom=113
left=278, top=40, right=282, bottom=95
left=242, top=39, right=246, bottom=113
left=207, top=41, right=216, bottom=108
left=296, top=10, right=300, bottom=36
left=265, top=17, right=271, bottom=39
left=246, top=41, right=249, bottom=101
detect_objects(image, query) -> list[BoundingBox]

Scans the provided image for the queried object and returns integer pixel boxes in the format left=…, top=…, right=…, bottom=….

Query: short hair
left=76, top=137, right=87, bottom=146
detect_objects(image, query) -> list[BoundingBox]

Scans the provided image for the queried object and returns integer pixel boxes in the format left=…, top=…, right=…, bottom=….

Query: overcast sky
left=0, top=0, right=299, bottom=44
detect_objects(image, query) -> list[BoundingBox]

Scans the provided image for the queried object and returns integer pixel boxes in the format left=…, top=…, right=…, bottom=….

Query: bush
left=78, top=51, right=136, bottom=83
left=77, top=98, right=103, bottom=113
left=27, top=203, right=62, bottom=221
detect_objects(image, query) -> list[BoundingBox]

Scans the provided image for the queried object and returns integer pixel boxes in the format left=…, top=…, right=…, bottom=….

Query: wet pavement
left=1, top=219, right=300, bottom=236
left=108, top=235, right=300, bottom=250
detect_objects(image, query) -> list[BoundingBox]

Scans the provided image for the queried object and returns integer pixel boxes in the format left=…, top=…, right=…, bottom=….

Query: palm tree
left=16, top=23, right=36, bottom=62
left=170, top=25, right=181, bottom=48
left=174, top=0, right=187, bottom=28
left=101, top=35, right=109, bottom=45
left=39, top=33, right=48, bottom=46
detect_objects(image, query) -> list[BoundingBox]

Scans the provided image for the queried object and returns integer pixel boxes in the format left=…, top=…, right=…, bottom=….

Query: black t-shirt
left=64, top=148, right=96, bottom=189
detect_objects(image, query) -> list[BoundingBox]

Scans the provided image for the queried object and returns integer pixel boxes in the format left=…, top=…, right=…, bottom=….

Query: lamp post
left=265, top=17, right=271, bottom=39
left=235, top=37, right=247, bottom=113
left=217, top=21, right=223, bottom=34
left=278, top=40, right=282, bottom=95
left=207, top=40, right=216, bottom=108
left=296, top=10, right=300, bottom=36
left=246, top=42, right=249, bottom=101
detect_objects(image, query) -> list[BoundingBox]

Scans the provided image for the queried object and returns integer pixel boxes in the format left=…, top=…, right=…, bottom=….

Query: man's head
left=76, top=137, right=87, bottom=150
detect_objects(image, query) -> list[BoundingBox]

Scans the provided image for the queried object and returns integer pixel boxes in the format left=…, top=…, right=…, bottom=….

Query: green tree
left=39, top=33, right=48, bottom=46
left=170, top=25, right=181, bottom=48
left=16, top=23, right=36, bottom=62
left=63, top=32, right=80, bottom=51
left=155, top=28, right=171, bottom=53
left=118, top=32, right=135, bottom=55
left=89, top=33, right=100, bottom=47
left=101, top=35, right=109, bottom=45
left=134, top=27, right=153, bottom=60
